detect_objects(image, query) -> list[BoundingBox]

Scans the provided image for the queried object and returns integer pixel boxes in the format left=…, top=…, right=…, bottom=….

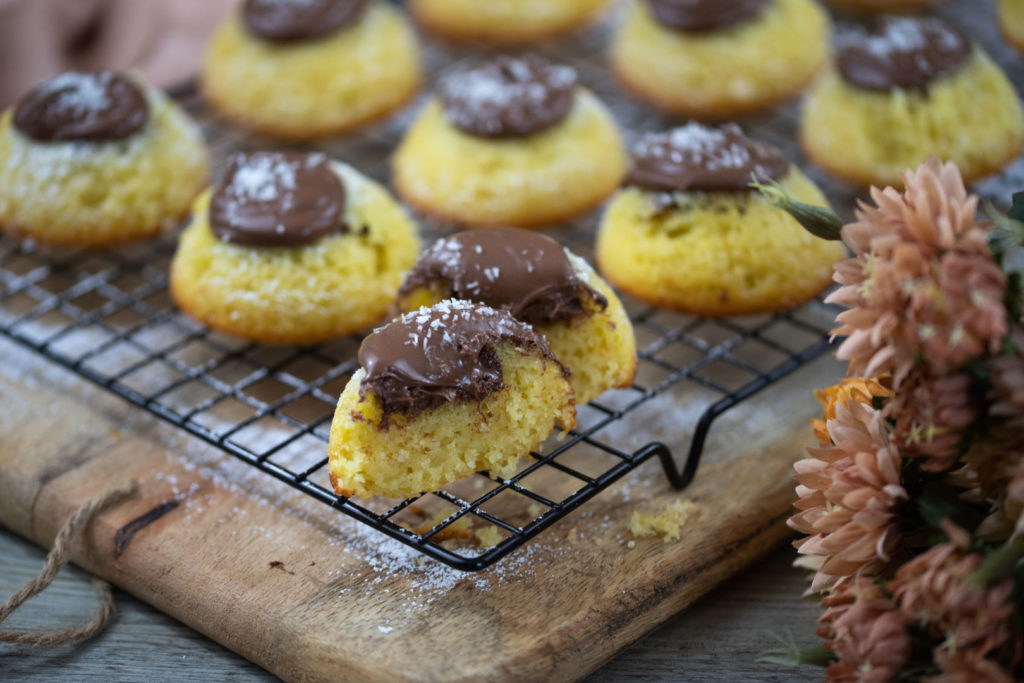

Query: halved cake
left=328, top=300, right=576, bottom=498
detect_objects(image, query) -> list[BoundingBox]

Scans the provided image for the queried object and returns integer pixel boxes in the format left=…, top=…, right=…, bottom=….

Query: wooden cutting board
left=0, top=334, right=840, bottom=682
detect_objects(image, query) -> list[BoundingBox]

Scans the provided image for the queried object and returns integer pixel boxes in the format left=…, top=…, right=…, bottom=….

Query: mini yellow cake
left=609, top=0, right=829, bottom=118
left=397, top=229, right=636, bottom=405
left=596, top=124, right=845, bottom=316
left=0, top=71, right=207, bottom=247
left=802, top=17, right=1024, bottom=188
left=202, top=0, right=420, bottom=139
left=171, top=153, right=420, bottom=345
left=328, top=300, right=576, bottom=499
left=999, top=0, right=1024, bottom=54
left=410, top=0, right=608, bottom=43
left=393, top=56, right=626, bottom=229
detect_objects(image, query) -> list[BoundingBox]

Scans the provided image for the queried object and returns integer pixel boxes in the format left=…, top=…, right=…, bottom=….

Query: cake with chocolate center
left=398, top=228, right=636, bottom=405
left=202, top=0, right=421, bottom=139
left=393, top=55, right=625, bottom=229
left=0, top=70, right=207, bottom=246
left=409, top=0, right=608, bottom=45
left=170, top=151, right=421, bottom=344
left=609, top=0, right=830, bottom=117
left=597, top=123, right=846, bottom=316
left=801, top=16, right=1024, bottom=187
left=328, top=300, right=576, bottom=498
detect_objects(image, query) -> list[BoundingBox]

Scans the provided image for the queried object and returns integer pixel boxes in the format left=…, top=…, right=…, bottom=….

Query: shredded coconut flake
left=636, top=123, right=753, bottom=172
left=441, top=60, right=576, bottom=110
left=839, top=17, right=962, bottom=58
left=40, top=72, right=112, bottom=115
left=229, top=155, right=299, bottom=203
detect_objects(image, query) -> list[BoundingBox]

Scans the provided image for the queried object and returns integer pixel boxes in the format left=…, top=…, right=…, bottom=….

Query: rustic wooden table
left=0, top=529, right=822, bottom=681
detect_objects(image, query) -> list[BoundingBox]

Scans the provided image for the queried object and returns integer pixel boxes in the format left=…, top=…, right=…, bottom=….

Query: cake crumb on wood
left=628, top=499, right=697, bottom=543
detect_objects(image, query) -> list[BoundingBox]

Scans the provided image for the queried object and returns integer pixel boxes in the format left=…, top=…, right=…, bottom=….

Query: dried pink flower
left=927, top=648, right=1016, bottom=683
left=828, top=157, right=1007, bottom=386
left=950, top=426, right=1024, bottom=540
left=789, top=400, right=906, bottom=591
left=888, top=370, right=980, bottom=472
left=893, top=543, right=1017, bottom=675
left=818, top=577, right=909, bottom=683
left=990, top=327, right=1024, bottom=429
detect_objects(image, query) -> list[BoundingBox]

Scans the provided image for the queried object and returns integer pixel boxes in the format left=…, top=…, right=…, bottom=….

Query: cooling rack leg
left=636, top=405, right=722, bottom=491
left=632, top=442, right=691, bottom=491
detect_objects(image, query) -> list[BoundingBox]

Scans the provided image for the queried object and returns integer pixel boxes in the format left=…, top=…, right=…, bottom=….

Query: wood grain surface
left=0, top=530, right=823, bottom=681
left=0, top=331, right=841, bottom=682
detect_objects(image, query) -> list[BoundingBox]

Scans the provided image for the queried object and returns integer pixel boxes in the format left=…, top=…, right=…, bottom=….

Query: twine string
left=0, top=482, right=137, bottom=647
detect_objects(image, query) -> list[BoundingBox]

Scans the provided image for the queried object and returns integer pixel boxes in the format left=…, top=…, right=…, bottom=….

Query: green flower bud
left=749, top=175, right=844, bottom=242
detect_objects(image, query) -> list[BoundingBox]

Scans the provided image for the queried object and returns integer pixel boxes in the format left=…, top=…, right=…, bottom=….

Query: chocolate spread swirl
left=836, top=17, right=972, bottom=92
left=358, top=300, right=563, bottom=427
left=13, top=71, right=149, bottom=143
left=646, top=0, right=770, bottom=32
left=400, top=229, right=607, bottom=327
left=243, top=0, right=369, bottom=42
left=209, top=151, right=348, bottom=248
left=438, top=56, right=578, bottom=138
left=625, top=123, right=789, bottom=194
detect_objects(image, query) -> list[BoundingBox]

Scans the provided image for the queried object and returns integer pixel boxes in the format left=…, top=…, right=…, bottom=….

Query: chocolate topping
left=209, top=151, right=347, bottom=248
left=646, top=0, right=770, bottom=32
left=625, top=123, right=789, bottom=194
left=438, top=56, right=578, bottom=138
left=358, top=300, right=561, bottom=426
left=243, top=0, right=369, bottom=42
left=13, top=71, right=149, bottom=143
left=836, top=17, right=972, bottom=92
left=400, top=229, right=607, bottom=327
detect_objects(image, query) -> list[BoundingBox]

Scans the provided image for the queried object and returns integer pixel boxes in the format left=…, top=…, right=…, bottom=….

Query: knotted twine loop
left=0, top=481, right=137, bottom=647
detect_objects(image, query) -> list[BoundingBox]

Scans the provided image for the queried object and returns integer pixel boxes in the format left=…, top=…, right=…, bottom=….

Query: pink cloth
left=0, top=0, right=240, bottom=106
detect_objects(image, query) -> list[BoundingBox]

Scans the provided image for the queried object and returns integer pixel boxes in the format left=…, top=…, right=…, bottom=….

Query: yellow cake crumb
left=629, top=499, right=697, bottom=543
left=474, top=526, right=504, bottom=548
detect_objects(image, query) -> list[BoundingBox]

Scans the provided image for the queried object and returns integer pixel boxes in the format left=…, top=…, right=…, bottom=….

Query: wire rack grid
left=4, top=0, right=1019, bottom=570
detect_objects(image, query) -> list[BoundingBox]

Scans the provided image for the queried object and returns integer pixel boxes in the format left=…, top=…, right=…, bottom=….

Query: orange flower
left=828, top=158, right=1007, bottom=387
left=812, top=377, right=893, bottom=445
left=790, top=400, right=906, bottom=591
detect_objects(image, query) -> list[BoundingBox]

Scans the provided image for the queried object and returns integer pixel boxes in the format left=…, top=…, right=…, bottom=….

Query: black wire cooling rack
left=0, top=230, right=836, bottom=570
